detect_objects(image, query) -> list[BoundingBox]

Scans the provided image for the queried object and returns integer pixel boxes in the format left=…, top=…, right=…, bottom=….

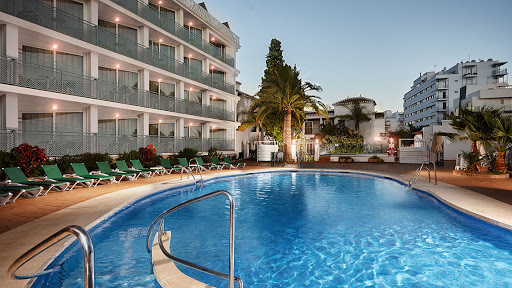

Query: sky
left=204, top=0, right=512, bottom=112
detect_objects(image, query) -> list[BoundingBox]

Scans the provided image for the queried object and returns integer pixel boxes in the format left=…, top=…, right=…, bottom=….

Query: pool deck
left=0, top=162, right=511, bottom=287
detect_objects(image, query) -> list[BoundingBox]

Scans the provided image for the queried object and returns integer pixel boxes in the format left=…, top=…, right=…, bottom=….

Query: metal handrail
left=8, top=225, right=94, bottom=288
left=408, top=161, right=437, bottom=188
left=146, top=190, right=242, bottom=288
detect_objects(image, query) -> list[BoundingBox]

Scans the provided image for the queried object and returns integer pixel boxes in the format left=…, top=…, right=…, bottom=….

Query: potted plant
left=368, top=155, right=383, bottom=163
left=461, top=151, right=480, bottom=173
left=339, top=156, right=354, bottom=163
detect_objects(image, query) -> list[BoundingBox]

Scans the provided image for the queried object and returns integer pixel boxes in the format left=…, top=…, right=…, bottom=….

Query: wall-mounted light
left=158, top=0, right=163, bottom=4
left=51, top=44, right=58, bottom=50
left=316, top=139, right=319, bottom=144
left=212, top=126, right=216, bottom=129
left=51, top=105, right=58, bottom=110
left=159, top=119, right=163, bottom=123
left=210, top=65, right=215, bottom=70
left=189, top=122, right=193, bottom=126
left=158, top=38, right=163, bottom=43
left=114, top=17, right=120, bottom=22
left=115, top=114, right=120, bottom=118
left=188, top=54, right=192, bottom=58
left=115, top=64, right=120, bottom=69
left=211, top=37, right=215, bottom=42
left=188, top=21, right=193, bottom=26
left=157, top=78, right=162, bottom=82
left=189, top=87, right=193, bottom=91
left=212, top=96, right=216, bottom=100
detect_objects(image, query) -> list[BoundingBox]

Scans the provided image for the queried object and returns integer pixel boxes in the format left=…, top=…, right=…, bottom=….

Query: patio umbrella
left=432, top=135, right=443, bottom=153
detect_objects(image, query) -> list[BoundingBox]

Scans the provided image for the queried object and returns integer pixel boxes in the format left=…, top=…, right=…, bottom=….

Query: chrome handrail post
left=432, top=162, right=437, bottom=185
left=227, top=191, right=235, bottom=288
left=8, top=225, right=94, bottom=288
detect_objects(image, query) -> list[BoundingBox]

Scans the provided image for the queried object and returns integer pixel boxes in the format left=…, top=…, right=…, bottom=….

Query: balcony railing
left=0, top=0, right=235, bottom=94
left=493, top=69, right=508, bottom=76
left=110, top=0, right=235, bottom=67
left=304, top=127, right=321, bottom=135
left=0, top=130, right=234, bottom=156
left=0, top=56, right=235, bottom=121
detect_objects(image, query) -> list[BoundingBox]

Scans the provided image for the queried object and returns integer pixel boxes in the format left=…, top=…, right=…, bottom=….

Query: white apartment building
left=403, top=59, right=508, bottom=127
left=304, top=96, right=402, bottom=144
left=0, top=0, right=240, bottom=156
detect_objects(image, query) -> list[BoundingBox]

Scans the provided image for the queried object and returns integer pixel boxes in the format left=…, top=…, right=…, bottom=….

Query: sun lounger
left=211, top=157, right=230, bottom=169
left=116, top=160, right=151, bottom=179
left=71, top=163, right=115, bottom=186
left=96, top=162, right=136, bottom=181
left=223, top=156, right=246, bottom=168
left=193, top=157, right=220, bottom=171
left=160, top=158, right=183, bottom=175
left=2, top=167, right=69, bottom=195
left=0, top=184, right=44, bottom=202
left=42, top=164, right=93, bottom=190
left=130, top=160, right=165, bottom=177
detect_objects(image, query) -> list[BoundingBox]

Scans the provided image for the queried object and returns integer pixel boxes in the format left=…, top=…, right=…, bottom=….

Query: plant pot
left=476, top=165, right=489, bottom=173
left=368, top=159, right=380, bottom=163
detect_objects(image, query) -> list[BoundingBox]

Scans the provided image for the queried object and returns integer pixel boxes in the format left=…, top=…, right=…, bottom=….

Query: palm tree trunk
left=284, top=109, right=293, bottom=163
left=470, top=141, right=478, bottom=153
left=495, top=152, right=507, bottom=172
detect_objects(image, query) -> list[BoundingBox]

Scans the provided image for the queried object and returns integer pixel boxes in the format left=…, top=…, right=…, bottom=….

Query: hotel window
left=184, top=90, right=202, bottom=103
left=210, top=128, right=226, bottom=139
left=149, top=81, right=175, bottom=97
left=184, top=126, right=202, bottom=138
left=150, top=123, right=175, bottom=137
left=149, top=41, right=175, bottom=59
left=22, top=112, right=83, bottom=132
left=22, top=46, right=83, bottom=75
left=99, top=67, right=138, bottom=89
left=184, top=25, right=203, bottom=41
left=210, top=96, right=226, bottom=110
left=98, top=119, right=116, bottom=135
left=41, top=0, right=83, bottom=19
left=98, top=19, right=138, bottom=51
left=212, top=70, right=225, bottom=87
left=184, top=57, right=203, bottom=72
left=149, top=3, right=175, bottom=22
left=118, top=119, right=137, bottom=136
left=305, top=121, right=313, bottom=134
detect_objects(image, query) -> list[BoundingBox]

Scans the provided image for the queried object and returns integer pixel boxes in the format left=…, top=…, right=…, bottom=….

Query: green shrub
left=51, top=155, right=76, bottom=174
left=324, top=135, right=364, bottom=154
left=117, top=150, right=141, bottom=167
left=204, top=146, right=223, bottom=163
left=177, top=148, right=199, bottom=161
left=368, top=155, right=384, bottom=163
left=461, top=151, right=480, bottom=172
left=73, top=153, right=112, bottom=172
left=0, top=151, right=15, bottom=180
left=138, top=147, right=160, bottom=167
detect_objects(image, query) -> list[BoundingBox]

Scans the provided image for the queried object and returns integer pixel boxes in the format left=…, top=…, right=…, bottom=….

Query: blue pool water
left=33, top=172, right=512, bottom=287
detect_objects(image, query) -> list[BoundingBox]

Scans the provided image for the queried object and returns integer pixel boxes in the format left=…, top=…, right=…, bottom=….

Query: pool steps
left=152, top=231, right=213, bottom=288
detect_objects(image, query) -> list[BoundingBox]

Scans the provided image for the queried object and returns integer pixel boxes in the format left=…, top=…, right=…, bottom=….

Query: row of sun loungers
left=1, top=157, right=245, bottom=206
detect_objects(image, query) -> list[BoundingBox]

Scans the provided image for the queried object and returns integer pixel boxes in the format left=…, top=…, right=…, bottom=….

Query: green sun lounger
left=42, top=164, right=93, bottom=190
left=0, top=184, right=44, bottom=203
left=130, top=160, right=165, bottom=177
left=223, top=156, right=246, bottom=169
left=193, top=157, right=220, bottom=171
left=97, top=162, right=136, bottom=181
left=211, top=157, right=230, bottom=169
left=115, top=160, right=150, bottom=179
left=71, top=163, right=115, bottom=186
left=2, top=167, right=69, bottom=195
left=160, top=158, right=182, bottom=175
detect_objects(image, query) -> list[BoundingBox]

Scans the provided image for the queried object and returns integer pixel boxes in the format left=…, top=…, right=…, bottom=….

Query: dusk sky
left=205, top=0, right=512, bottom=112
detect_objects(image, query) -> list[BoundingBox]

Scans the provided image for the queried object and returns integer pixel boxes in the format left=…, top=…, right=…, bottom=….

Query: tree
left=337, top=99, right=373, bottom=134
left=263, top=39, right=285, bottom=80
left=482, top=112, right=512, bottom=172
left=442, top=106, right=501, bottom=153
left=254, top=64, right=328, bottom=163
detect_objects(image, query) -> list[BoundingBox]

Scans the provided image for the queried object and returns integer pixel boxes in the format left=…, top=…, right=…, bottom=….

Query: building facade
left=403, top=59, right=508, bottom=127
left=0, top=0, right=240, bottom=156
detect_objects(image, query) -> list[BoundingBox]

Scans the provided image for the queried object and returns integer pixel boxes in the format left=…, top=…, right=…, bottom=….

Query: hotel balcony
left=493, top=69, right=508, bottom=77
left=0, top=56, right=236, bottom=121
left=463, top=72, right=477, bottom=78
left=109, top=0, right=235, bottom=67
left=0, top=130, right=234, bottom=156
left=436, top=82, right=448, bottom=90
left=0, top=0, right=235, bottom=94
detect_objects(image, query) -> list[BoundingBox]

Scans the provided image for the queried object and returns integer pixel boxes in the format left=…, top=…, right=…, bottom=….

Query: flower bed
left=452, top=170, right=510, bottom=179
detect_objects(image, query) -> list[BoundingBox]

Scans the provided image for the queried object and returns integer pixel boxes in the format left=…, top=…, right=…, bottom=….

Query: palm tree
left=483, top=112, right=512, bottom=172
left=442, top=106, right=502, bottom=154
left=253, top=64, right=328, bottom=163
left=337, top=99, right=373, bottom=134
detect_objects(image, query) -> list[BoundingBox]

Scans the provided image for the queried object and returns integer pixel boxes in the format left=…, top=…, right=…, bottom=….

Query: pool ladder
left=408, top=161, right=437, bottom=188
left=146, top=190, right=243, bottom=288
left=7, top=225, right=95, bottom=288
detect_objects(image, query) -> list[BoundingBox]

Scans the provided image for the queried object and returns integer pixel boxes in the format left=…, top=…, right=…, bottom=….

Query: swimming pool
left=33, top=171, right=512, bottom=287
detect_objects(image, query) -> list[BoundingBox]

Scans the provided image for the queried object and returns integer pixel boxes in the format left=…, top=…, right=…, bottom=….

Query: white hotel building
left=403, top=59, right=508, bottom=127
left=0, top=0, right=240, bottom=156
